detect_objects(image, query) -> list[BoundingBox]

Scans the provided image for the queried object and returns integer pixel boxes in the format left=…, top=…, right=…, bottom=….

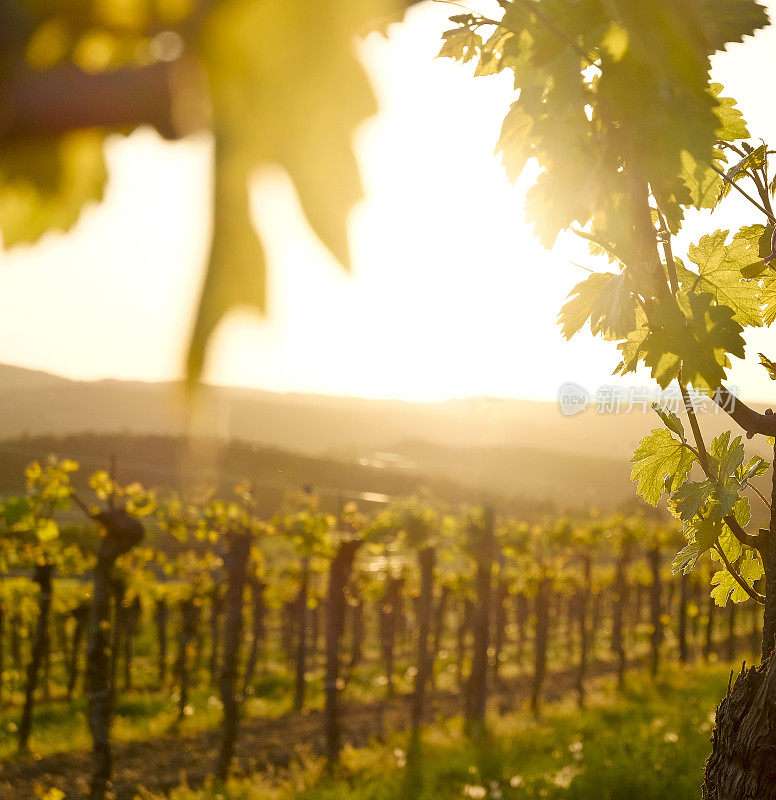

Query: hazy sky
left=2, top=2, right=776, bottom=403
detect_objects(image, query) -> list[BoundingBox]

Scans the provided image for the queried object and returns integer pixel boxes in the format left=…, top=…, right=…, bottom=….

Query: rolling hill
left=0, top=363, right=768, bottom=511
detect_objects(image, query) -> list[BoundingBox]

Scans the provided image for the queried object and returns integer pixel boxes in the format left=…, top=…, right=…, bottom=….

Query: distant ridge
left=0, top=364, right=770, bottom=512
left=0, top=363, right=685, bottom=458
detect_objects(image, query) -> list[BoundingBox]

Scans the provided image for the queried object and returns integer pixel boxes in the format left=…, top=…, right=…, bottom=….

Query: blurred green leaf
left=187, top=0, right=400, bottom=380
left=0, top=129, right=106, bottom=247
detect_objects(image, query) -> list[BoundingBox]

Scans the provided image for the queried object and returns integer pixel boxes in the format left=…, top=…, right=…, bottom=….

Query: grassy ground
left=0, top=665, right=298, bottom=761
left=134, top=663, right=733, bottom=800
left=1, top=602, right=753, bottom=799
left=0, top=633, right=619, bottom=760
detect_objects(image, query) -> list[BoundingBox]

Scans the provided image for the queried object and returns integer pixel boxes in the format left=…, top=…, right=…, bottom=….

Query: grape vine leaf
left=710, top=568, right=739, bottom=605
left=708, top=430, right=745, bottom=479
left=670, top=474, right=741, bottom=539
left=438, top=24, right=482, bottom=63
left=440, top=1, right=767, bottom=258
left=711, top=551, right=763, bottom=606
left=474, top=24, right=519, bottom=77
left=679, top=85, right=749, bottom=210
left=652, top=403, right=686, bottom=441
left=700, top=0, right=770, bottom=51
left=740, top=547, right=764, bottom=578
left=558, top=271, right=635, bottom=341
left=613, top=305, right=649, bottom=375
left=686, top=230, right=763, bottom=326
left=759, top=352, right=776, bottom=379
left=684, top=514, right=722, bottom=558
left=718, top=143, right=767, bottom=202
left=685, top=490, right=749, bottom=569
left=672, top=543, right=701, bottom=574
left=711, top=83, right=751, bottom=141
left=733, top=223, right=773, bottom=279
left=679, top=149, right=724, bottom=211
left=671, top=479, right=713, bottom=521
left=631, top=428, right=696, bottom=506
left=717, top=527, right=742, bottom=564
left=0, top=0, right=413, bottom=383
left=641, top=291, right=745, bottom=389
left=760, top=274, right=776, bottom=325
left=495, top=102, right=534, bottom=182
left=737, top=455, right=770, bottom=484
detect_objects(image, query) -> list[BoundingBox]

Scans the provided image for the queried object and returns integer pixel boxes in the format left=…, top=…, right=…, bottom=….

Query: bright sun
left=204, top=3, right=611, bottom=402
left=1, top=2, right=776, bottom=404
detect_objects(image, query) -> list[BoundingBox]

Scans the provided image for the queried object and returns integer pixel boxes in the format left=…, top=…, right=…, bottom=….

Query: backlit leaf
left=709, top=83, right=750, bottom=142
left=671, top=480, right=714, bottom=521
left=559, top=271, right=635, bottom=341
left=631, top=428, right=696, bottom=506
left=733, top=224, right=773, bottom=279
left=641, top=292, right=745, bottom=389
left=737, top=455, right=769, bottom=484
left=686, top=230, right=762, bottom=326
left=438, top=25, right=482, bottom=63
left=760, top=273, right=776, bottom=325
left=718, top=143, right=767, bottom=200
left=495, top=101, right=534, bottom=182
left=672, top=543, right=700, bottom=574
left=652, top=403, right=686, bottom=441
left=613, top=306, right=649, bottom=375
left=709, top=430, right=745, bottom=479
left=759, top=353, right=776, bottom=379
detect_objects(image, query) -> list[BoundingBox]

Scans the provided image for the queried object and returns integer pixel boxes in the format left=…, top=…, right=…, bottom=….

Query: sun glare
left=2, top=2, right=776, bottom=403
left=203, top=3, right=614, bottom=402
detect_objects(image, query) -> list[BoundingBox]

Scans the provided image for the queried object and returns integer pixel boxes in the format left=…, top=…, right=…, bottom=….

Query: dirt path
left=0, top=656, right=641, bottom=799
